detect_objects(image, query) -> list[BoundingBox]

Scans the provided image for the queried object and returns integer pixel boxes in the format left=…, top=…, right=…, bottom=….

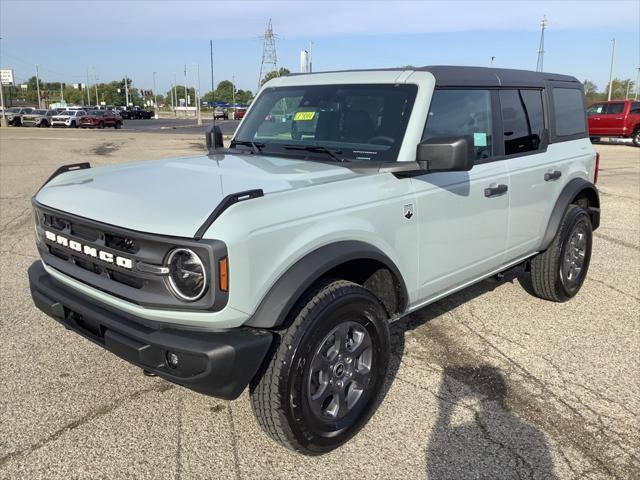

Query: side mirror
left=206, top=125, right=224, bottom=151
left=416, top=136, right=475, bottom=172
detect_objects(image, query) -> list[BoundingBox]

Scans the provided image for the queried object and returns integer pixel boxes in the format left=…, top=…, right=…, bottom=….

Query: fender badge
left=403, top=204, right=414, bottom=220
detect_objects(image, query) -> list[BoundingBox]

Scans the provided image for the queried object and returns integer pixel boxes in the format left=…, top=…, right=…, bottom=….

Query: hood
left=36, top=153, right=359, bottom=238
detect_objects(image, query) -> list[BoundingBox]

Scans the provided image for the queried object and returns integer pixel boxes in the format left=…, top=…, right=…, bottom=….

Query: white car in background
left=51, top=110, right=86, bottom=128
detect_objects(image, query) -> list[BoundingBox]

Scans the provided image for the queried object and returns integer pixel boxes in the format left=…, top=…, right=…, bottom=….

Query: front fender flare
left=244, top=241, right=408, bottom=329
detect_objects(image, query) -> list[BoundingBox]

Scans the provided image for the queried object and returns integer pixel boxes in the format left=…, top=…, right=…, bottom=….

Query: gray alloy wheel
left=307, top=321, right=373, bottom=422
left=560, top=222, right=588, bottom=290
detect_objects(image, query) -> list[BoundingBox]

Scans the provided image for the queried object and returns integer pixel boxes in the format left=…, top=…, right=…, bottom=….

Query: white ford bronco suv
left=28, top=66, right=600, bottom=454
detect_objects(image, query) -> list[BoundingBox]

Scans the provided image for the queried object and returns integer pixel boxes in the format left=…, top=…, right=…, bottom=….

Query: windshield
left=234, top=84, right=417, bottom=162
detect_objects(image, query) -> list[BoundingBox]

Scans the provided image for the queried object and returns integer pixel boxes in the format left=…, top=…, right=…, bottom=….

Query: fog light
left=166, top=351, right=179, bottom=369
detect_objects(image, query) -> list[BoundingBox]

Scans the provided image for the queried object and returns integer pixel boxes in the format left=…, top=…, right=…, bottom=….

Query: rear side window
left=631, top=102, right=640, bottom=114
left=499, top=89, right=544, bottom=155
left=605, top=103, right=625, bottom=115
left=422, top=89, right=493, bottom=160
left=552, top=88, right=586, bottom=137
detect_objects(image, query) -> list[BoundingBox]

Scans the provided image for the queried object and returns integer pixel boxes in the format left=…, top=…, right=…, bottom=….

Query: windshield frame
left=233, top=83, right=418, bottom=164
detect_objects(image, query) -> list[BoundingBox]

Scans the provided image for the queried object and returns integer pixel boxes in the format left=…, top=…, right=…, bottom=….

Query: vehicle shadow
left=380, top=267, right=555, bottom=479
left=426, top=365, right=555, bottom=480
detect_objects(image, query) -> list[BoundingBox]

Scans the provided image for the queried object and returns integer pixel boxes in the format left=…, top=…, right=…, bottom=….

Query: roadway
left=121, top=118, right=240, bottom=136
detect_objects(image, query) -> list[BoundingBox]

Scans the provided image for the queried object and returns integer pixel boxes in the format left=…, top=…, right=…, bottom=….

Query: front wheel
left=530, top=205, right=593, bottom=302
left=250, top=280, right=390, bottom=455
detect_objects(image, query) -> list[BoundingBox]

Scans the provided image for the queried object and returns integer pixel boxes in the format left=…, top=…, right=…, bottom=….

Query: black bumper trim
left=28, top=261, right=273, bottom=400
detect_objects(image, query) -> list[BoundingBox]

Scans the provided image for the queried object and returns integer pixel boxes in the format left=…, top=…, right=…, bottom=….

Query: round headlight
left=166, top=248, right=207, bottom=301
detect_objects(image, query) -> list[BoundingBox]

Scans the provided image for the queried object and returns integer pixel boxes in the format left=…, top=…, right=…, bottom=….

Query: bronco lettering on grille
left=44, top=230, right=133, bottom=269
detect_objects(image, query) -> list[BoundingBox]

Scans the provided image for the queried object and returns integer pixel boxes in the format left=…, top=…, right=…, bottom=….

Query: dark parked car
left=80, top=110, right=123, bottom=129
left=5, top=107, right=34, bottom=126
left=119, top=107, right=153, bottom=119
left=21, top=109, right=57, bottom=128
left=587, top=100, right=640, bottom=146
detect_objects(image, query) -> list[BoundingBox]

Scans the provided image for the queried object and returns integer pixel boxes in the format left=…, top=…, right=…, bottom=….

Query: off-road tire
left=250, top=279, right=390, bottom=455
left=530, top=205, right=593, bottom=302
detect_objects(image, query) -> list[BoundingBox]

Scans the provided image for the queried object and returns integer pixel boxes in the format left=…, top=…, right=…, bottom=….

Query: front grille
left=33, top=200, right=227, bottom=311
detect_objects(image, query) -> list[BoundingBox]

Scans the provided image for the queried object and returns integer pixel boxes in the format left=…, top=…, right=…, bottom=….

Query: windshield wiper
left=230, top=140, right=265, bottom=154
left=283, top=145, right=345, bottom=162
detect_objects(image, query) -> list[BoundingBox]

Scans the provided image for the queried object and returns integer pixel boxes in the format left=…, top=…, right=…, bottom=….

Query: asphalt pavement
left=0, top=128, right=638, bottom=479
left=122, top=118, right=240, bottom=136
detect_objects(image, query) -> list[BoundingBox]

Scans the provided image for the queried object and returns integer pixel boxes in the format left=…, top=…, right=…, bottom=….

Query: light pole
left=153, top=71, right=158, bottom=119
left=35, top=65, right=42, bottom=108
left=0, top=78, right=7, bottom=127
left=86, top=67, right=91, bottom=105
left=124, top=75, right=129, bottom=107
left=195, top=64, right=202, bottom=126
left=607, top=38, right=616, bottom=101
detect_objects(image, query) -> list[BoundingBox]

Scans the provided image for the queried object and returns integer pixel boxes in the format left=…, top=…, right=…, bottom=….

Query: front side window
left=605, top=102, right=625, bottom=115
left=499, top=89, right=545, bottom=155
left=552, top=88, right=586, bottom=137
left=587, top=103, right=606, bottom=115
left=234, top=84, right=418, bottom=162
left=422, top=89, right=493, bottom=160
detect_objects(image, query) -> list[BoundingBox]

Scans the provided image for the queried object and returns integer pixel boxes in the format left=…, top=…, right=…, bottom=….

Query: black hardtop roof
left=289, top=65, right=581, bottom=88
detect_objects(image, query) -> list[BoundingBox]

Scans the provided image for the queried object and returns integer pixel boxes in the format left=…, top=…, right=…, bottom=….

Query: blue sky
left=1, top=0, right=638, bottom=96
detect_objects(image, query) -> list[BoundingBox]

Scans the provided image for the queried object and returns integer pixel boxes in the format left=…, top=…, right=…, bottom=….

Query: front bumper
left=28, top=261, right=273, bottom=400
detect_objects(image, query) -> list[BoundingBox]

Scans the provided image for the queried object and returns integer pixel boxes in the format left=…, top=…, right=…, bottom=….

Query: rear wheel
left=99, top=121, right=105, bottom=129
left=115, top=121, right=122, bottom=129
left=632, top=129, right=640, bottom=147
left=250, top=280, right=390, bottom=455
left=530, top=205, right=593, bottom=302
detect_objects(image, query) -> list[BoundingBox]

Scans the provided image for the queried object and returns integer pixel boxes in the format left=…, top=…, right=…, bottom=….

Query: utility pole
left=0, top=77, right=6, bottom=127
left=35, top=65, right=42, bottom=108
left=210, top=39, right=215, bottom=126
left=536, top=15, right=548, bottom=72
left=94, top=71, right=99, bottom=106
left=607, top=38, right=616, bottom=101
left=153, top=71, right=158, bottom=119
left=86, top=68, right=91, bottom=105
left=194, top=64, right=201, bottom=126
left=60, top=82, right=64, bottom=103
left=173, top=73, right=178, bottom=116
left=124, top=75, right=129, bottom=107
left=184, top=64, right=188, bottom=117
left=257, top=19, right=278, bottom=91
left=232, top=75, right=236, bottom=107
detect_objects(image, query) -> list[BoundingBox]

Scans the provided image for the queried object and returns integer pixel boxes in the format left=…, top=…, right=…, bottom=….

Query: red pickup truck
left=587, top=100, right=640, bottom=146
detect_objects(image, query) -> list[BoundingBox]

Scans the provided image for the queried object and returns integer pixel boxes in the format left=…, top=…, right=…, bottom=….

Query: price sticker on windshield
left=293, top=111, right=316, bottom=121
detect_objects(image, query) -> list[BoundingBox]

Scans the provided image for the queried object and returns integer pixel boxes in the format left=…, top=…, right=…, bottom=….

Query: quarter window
left=552, top=88, right=586, bottom=137
left=499, top=89, right=545, bottom=155
left=422, top=89, right=493, bottom=160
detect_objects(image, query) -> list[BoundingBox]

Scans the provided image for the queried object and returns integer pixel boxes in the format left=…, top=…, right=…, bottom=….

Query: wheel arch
left=244, top=241, right=409, bottom=329
left=540, top=177, right=600, bottom=251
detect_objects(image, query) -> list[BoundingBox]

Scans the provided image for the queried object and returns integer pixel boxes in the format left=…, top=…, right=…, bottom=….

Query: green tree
left=260, top=67, right=290, bottom=86
left=603, top=78, right=636, bottom=100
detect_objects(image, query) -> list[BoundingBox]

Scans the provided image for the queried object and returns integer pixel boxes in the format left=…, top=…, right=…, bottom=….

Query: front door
left=411, top=89, right=509, bottom=303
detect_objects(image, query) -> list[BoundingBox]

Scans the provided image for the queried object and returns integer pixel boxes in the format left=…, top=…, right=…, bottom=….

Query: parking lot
left=0, top=128, right=638, bottom=479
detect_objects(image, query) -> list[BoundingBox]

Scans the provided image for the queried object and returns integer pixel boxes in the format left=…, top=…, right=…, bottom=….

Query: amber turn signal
left=218, top=257, right=229, bottom=292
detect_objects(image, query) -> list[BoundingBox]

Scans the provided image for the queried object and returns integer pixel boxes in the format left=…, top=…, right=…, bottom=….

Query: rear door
left=500, top=88, right=562, bottom=258
left=411, top=88, right=509, bottom=301
left=599, top=102, right=626, bottom=135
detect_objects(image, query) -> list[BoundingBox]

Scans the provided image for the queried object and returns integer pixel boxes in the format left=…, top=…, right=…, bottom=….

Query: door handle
left=544, top=170, right=562, bottom=181
left=615, top=117, right=623, bottom=120
left=484, top=184, right=508, bottom=197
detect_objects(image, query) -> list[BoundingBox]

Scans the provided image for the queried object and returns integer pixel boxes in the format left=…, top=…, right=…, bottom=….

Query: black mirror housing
left=206, top=125, right=224, bottom=151
left=416, top=136, right=475, bottom=172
